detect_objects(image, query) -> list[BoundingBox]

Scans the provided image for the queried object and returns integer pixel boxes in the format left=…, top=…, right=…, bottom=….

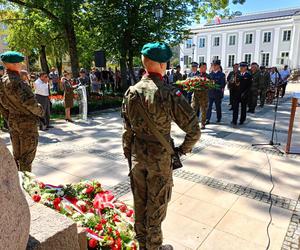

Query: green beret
left=0, top=65, right=4, bottom=70
left=0, top=51, right=25, bottom=63
left=141, top=42, right=172, bottom=63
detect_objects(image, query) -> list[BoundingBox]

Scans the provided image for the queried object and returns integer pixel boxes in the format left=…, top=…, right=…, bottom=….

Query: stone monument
left=0, top=138, right=30, bottom=250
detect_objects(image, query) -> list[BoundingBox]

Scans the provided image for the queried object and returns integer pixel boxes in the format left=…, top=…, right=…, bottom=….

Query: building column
left=221, top=33, right=227, bottom=66
left=207, top=34, right=212, bottom=64
left=290, top=20, right=300, bottom=69
left=237, top=31, right=243, bottom=62
left=254, top=30, right=261, bottom=63
left=193, top=35, right=198, bottom=62
left=179, top=44, right=185, bottom=70
left=272, top=27, right=281, bottom=66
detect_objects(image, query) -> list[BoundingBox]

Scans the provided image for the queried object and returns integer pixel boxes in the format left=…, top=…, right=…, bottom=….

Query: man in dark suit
left=206, top=60, right=226, bottom=124
left=231, top=62, right=252, bottom=126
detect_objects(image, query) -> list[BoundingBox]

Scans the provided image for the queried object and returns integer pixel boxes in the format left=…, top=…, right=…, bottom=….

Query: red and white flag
left=215, top=16, right=221, bottom=24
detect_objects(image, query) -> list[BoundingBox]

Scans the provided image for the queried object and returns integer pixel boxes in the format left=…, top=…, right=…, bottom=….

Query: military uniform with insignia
left=122, top=42, right=200, bottom=250
left=231, top=62, right=252, bottom=125
left=248, top=63, right=260, bottom=113
left=191, top=62, right=209, bottom=129
left=258, top=66, right=271, bottom=107
left=0, top=51, right=44, bottom=172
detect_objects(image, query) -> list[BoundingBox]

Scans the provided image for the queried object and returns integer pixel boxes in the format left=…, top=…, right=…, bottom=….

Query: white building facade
left=180, top=8, right=300, bottom=71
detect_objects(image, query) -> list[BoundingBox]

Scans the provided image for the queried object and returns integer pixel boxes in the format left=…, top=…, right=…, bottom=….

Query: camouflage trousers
left=247, top=89, right=258, bottom=112
left=258, top=88, right=267, bottom=106
left=8, top=115, right=39, bottom=172
left=191, top=91, right=208, bottom=125
left=130, top=139, right=173, bottom=250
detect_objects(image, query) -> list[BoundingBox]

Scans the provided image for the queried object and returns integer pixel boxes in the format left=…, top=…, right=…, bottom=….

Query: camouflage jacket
left=259, top=71, right=271, bottom=90
left=122, top=73, right=200, bottom=156
left=0, top=70, right=44, bottom=119
left=251, top=70, right=261, bottom=90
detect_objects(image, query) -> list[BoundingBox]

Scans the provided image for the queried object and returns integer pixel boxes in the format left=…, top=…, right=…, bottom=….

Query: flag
left=215, top=16, right=221, bottom=24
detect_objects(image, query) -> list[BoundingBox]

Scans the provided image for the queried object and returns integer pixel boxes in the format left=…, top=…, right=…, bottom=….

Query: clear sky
left=228, top=0, right=300, bottom=13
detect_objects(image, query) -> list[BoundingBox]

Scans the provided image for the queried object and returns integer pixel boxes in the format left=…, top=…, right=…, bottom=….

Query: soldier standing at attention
left=0, top=51, right=44, bottom=172
left=187, top=62, right=200, bottom=103
left=258, top=66, right=271, bottom=107
left=206, top=60, right=226, bottom=124
left=227, top=63, right=239, bottom=111
left=122, top=42, right=200, bottom=250
left=231, top=62, right=252, bottom=126
left=248, top=62, right=260, bottom=113
left=191, top=62, right=209, bottom=129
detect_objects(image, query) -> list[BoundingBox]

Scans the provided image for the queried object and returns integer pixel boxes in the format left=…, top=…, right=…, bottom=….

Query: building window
left=229, top=35, right=236, bottom=46
left=244, top=54, right=252, bottom=64
left=199, top=37, right=205, bottom=48
left=280, top=52, right=289, bottom=65
left=213, top=37, right=220, bottom=47
left=283, top=30, right=291, bottom=41
left=212, top=55, right=219, bottom=61
left=184, top=56, right=189, bottom=66
left=199, top=56, right=205, bottom=63
left=245, top=33, right=253, bottom=44
left=228, top=55, right=235, bottom=67
left=263, top=32, right=271, bottom=43
left=186, top=39, right=192, bottom=49
left=261, top=53, right=270, bottom=67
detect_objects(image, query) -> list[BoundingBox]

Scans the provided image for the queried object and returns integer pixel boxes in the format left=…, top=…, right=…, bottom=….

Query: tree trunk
left=56, top=57, right=62, bottom=77
left=128, top=51, right=137, bottom=84
left=40, top=45, right=49, bottom=73
left=63, top=0, right=79, bottom=77
left=120, top=54, right=128, bottom=92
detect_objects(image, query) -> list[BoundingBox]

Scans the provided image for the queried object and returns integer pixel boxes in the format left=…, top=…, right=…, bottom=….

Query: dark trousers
left=229, top=89, right=233, bottom=105
left=206, top=97, right=222, bottom=121
left=232, top=97, right=247, bottom=124
left=281, top=82, right=287, bottom=97
left=247, top=89, right=258, bottom=112
left=52, top=82, right=59, bottom=92
left=35, top=94, right=50, bottom=128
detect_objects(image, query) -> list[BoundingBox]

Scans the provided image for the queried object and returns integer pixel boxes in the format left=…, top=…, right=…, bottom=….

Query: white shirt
left=34, top=78, right=49, bottom=96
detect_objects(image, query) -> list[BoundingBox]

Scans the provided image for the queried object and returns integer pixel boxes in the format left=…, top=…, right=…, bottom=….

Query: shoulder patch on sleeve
left=176, top=90, right=182, bottom=97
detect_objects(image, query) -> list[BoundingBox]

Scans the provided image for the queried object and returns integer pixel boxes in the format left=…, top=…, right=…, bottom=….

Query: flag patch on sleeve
left=176, top=90, right=182, bottom=96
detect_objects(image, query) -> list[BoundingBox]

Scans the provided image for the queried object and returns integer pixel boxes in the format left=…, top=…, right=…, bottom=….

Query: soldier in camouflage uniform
left=258, top=66, right=271, bottom=107
left=0, top=51, right=44, bottom=172
left=248, top=62, right=260, bottom=113
left=191, top=62, right=209, bottom=129
left=122, top=42, right=200, bottom=250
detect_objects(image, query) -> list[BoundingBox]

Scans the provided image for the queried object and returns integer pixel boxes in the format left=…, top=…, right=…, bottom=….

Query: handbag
left=135, top=94, right=183, bottom=170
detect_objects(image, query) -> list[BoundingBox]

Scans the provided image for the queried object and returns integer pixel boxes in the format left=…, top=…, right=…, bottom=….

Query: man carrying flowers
left=191, top=62, right=209, bottom=129
left=122, top=42, right=200, bottom=250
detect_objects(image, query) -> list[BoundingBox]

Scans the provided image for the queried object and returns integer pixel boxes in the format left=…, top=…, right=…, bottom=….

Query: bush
left=50, top=95, right=122, bottom=117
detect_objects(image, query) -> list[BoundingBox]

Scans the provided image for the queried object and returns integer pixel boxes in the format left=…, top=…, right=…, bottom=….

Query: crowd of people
left=165, top=61, right=291, bottom=128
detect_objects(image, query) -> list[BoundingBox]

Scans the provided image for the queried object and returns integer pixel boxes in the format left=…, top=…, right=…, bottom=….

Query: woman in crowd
left=61, top=70, right=77, bottom=122
left=267, top=67, right=281, bottom=104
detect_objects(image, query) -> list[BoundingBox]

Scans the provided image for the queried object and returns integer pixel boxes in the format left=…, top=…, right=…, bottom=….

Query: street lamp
left=154, top=5, right=163, bottom=20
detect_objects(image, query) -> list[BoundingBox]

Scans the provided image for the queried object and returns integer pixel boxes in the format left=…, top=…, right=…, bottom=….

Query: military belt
left=134, top=132, right=170, bottom=143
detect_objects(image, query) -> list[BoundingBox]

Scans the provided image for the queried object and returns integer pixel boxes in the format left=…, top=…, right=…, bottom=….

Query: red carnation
left=119, top=204, right=127, bottom=213
left=95, top=223, right=103, bottom=231
left=80, top=205, right=87, bottom=213
left=101, top=218, right=107, bottom=224
left=89, top=238, right=98, bottom=248
left=126, top=209, right=134, bottom=217
left=32, top=194, right=41, bottom=202
left=38, top=182, right=45, bottom=189
left=113, top=214, right=121, bottom=223
left=86, top=185, right=94, bottom=194
left=53, top=197, right=62, bottom=211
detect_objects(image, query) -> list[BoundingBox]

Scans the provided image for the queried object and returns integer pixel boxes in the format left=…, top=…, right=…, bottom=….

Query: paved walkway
left=1, top=84, right=300, bottom=250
